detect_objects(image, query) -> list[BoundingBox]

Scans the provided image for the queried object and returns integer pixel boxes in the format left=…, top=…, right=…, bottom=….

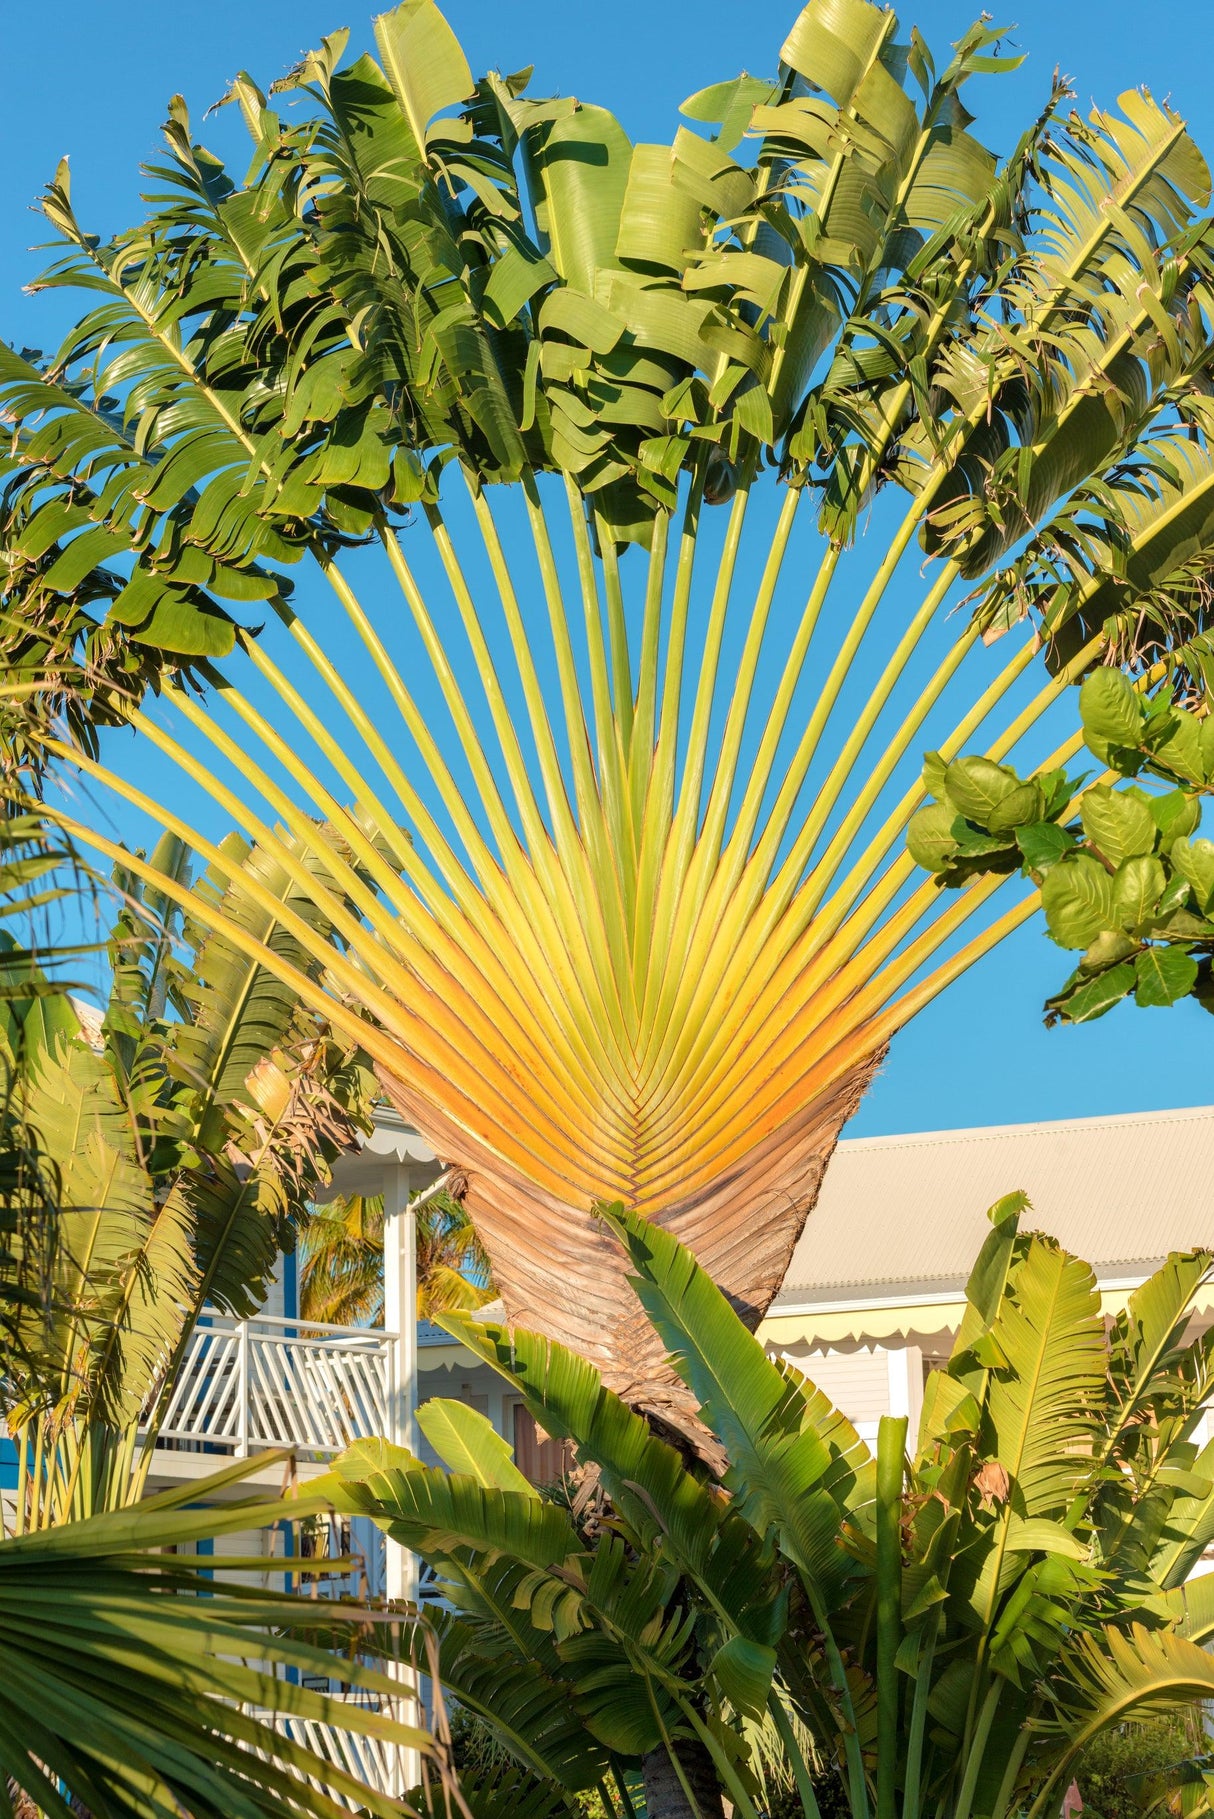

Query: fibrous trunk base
left=380, top=1054, right=881, bottom=1453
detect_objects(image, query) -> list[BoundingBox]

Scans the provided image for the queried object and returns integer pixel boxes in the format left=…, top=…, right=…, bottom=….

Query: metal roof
left=774, top=1104, right=1214, bottom=1309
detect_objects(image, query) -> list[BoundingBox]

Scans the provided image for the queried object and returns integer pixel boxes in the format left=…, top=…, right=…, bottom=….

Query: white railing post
left=381, top=1163, right=418, bottom=1520
left=380, top=1161, right=420, bottom=1797
left=236, top=1320, right=250, bottom=1457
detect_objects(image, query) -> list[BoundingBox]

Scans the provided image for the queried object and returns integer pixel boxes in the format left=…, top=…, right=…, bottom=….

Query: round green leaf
left=1134, top=946, right=1200, bottom=1008
left=708, top=1636, right=776, bottom=1719
left=1079, top=785, right=1157, bottom=866
left=1080, top=668, right=1144, bottom=761
left=1147, top=705, right=1205, bottom=785
left=1047, top=960, right=1136, bottom=1024
left=1149, top=790, right=1202, bottom=843
left=906, top=802, right=961, bottom=873
left=1015, top=821, right=1076, bottom=875
left=1080, top=929, right=1139, bottom=974
left=1040, top=854, right=1115, bottom=950
left=1170, top=837, right=1214, bottom=914
left=943, top=756, right=1027, bottom=829
left=1111, top=854, right=1165, bottom=930
left=921, top=750, right=950, bottom=800
left=987, top=779, right=1045, bottom=834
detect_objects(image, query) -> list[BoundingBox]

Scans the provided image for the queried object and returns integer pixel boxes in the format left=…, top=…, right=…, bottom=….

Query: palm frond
left=301, top=1194, right=386, bottom=1326
left=0, top=1457, right=434, bottom=1819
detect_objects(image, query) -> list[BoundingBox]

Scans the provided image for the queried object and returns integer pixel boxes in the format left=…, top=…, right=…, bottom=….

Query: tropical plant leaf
left=972, top=1231, right=1106, bottom=1518
left=444, top=1308, right=785, bottom=1646
left=598, top=1203, right=870, bottom=1612
left=417, top=1396, right=536, bottom=1496
left=0, top=1459, right=432, bottom=1819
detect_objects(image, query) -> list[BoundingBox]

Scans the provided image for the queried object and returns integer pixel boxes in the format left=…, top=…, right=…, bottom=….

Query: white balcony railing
left=155, top=1315, right=397, bottom=1458
left=246, top=1692, right=414, bottom=1806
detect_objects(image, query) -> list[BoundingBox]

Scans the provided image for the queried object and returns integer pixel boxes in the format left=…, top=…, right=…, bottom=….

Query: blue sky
left=5, top=0, right=1214, bottom=1139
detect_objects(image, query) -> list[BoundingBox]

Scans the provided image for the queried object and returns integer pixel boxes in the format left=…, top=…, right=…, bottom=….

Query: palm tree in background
left=299, top=1187, right=494, bottom=1326
left=0, top=819, right=376, bottom=1518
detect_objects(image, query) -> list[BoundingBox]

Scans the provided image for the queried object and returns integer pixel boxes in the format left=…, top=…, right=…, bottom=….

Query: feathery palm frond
left=0, top=822, right=380, bottom=1522
left=416, top=1191, right=494, bottom=1320
left=301, top=1194, right=387, bottom=1326
left=0, top=827, right=444, bottom=1818
left=0, top=1453, right=435, bottom=1819
left=0, top=805, right=105, bottom=1396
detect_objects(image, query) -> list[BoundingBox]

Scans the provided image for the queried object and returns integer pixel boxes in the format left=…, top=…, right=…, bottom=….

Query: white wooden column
left=380, top=1159, right=421, bottom=1793
left=885, top=1344, right=924, bottom=1441
left=382, top=1161, right=419, bottom=1487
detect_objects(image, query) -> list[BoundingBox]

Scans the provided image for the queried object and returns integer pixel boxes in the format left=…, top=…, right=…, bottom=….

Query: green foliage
left=0, top=816, right=442, bottom=1819
left=0, top=0, right=1043, bottom=598
left=300, top=1185, right=494, bottom=1325
left=443, top=1704, right=631, bottom=1817
left=0, top=808, right=106, bottom=1391
left=0, top=827, right=441, bottom=1819
left=0, top=1452, right=433, bottom=1819
left=908, top=669, right=1214, bottom=1023
left=329, top=1203, right=1214, bottom=1819
left=1072, top=1714, right=1210, bottom=1819
left=6, top=0, right=1214, bottom=714
left=0, top=818, right=379, bottom=1520
left=301, top=1192, right=388, bottom=1326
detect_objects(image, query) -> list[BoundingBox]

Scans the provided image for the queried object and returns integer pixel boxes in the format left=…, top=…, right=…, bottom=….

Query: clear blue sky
left=4, top=0, right=1213, bottom=1138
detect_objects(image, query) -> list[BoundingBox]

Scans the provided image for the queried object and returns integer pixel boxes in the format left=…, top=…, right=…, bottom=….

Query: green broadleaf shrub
left=908, top=669, right=1214, bottom=1023
left=1071, top=1713, right=1211, bottom=1819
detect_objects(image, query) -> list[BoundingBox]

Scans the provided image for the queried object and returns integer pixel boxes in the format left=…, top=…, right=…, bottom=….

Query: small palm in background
left=300, top=1188, right=494, bottom=1327
left=416, top=1192, right=495, bottom=1320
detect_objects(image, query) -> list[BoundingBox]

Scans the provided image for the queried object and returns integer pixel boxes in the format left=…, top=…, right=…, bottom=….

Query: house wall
left=772, top=1342, right=926, bottom=1446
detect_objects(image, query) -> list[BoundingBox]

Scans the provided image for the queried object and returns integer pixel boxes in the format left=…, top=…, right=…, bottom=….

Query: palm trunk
left=380, top=1052, right=880, bottom=1450
left=641, top=1739, right=727, bottom=1819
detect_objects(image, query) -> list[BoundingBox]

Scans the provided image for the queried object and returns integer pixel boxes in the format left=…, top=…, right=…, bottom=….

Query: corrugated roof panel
left=776, top=1104, right=1214, bottom=1302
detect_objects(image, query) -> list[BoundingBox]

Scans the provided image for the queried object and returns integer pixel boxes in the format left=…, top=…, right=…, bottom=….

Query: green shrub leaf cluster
left=909, top=669, right=1214, bottom=1023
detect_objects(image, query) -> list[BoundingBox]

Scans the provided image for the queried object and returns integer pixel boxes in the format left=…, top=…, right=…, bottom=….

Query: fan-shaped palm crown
left=6, top=0, right=1214, bottom=1427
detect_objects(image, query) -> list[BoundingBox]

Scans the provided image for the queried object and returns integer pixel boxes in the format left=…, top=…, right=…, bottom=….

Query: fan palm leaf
left=8, top=0, right=1214, bottom=1423
left=0, top=1453, right=434, bottom=1819
left=0, top=821, right=378, bottom=1520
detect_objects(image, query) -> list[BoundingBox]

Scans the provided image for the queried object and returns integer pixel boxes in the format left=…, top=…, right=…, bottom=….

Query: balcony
left=246, top=1691, right=414, bottom=1806
left=155, top=1315, right=398, bottom=1460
